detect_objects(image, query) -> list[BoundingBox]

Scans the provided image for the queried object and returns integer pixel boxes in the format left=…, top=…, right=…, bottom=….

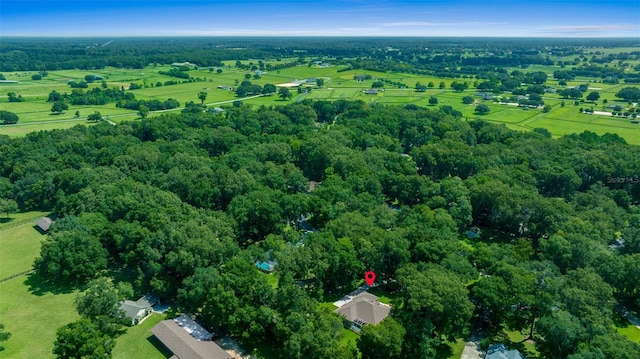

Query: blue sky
left=2, top=0, right=639, bottom=37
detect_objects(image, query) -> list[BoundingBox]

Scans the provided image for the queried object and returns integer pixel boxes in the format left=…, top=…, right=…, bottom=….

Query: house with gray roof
left=486, top=344, right=527, bottom=359
left=151, top=317, right=230, bottom=359
left=334, top=292, right=390, bottom=333
left=119, top=294, right=157, bottom=325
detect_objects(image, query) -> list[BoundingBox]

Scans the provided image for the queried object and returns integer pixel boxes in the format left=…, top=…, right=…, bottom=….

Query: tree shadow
left=0, top=217, right=13, bottom=224
left=24, top=271, right=77, bottom=296
left=145, top=334, right=174, bottom=358
left=434, top=341, right=453, bottom=358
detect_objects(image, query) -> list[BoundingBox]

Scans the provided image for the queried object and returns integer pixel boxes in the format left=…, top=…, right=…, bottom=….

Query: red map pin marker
left=364, top=271, right=376, bottom=286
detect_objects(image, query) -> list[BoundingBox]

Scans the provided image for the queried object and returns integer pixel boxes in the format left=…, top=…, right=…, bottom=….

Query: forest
left=1, top=98, right=640, bottom=358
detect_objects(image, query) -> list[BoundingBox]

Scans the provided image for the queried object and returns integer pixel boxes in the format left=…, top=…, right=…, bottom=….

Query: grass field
left=0, top=276, right=79, bottom=359
left=0, top=212, right=171, bottom=359
left=617, top=324, right=640, bottom=344
left=0, top=224, right=44, bottom=279
left=0, top=213, right=79, bottom=358
left=112, top=313, right=171, bottom=359
left=1, top=58, right=639, bottom=143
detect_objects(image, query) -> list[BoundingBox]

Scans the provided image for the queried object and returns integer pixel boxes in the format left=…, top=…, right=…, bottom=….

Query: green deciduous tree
left=475, top=103, right=490, bottom=114
left=462, top=95, right=475, bottom=104
left=586, top=91, right=600, bottom=102
left=278, top=87, right=292, bottom=100
left=615, top=87, right=640, bottom=102
left=198, top=91, right=207, bottom=104
left=87, top=111, right=102, bottom=122
left=0, top=324, right=10, bottom=352
left=53, top=318, right=115, bottom=359
left=74, top=277, right=127, bottom=322
left=396, top=263, right=474, bottom=341
left=262, top=83, right=276, bottom=94
left=51, top=101, right=68, bottom=114
left=537, top=310, right=585, bottom=359
left=0, top=198, right=18, bottom=217
left=7, top=92, right=24, bottom=102
left=137, top=105, right=149, bottom=119
left=35, top=229, right=108, bottom=283
left=0, top=110, right=19, bottom=124
left=357, top=317, right=405, bottom=359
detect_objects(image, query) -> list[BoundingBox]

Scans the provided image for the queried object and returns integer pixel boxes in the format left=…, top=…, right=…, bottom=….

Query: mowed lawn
left=0, top=222, right=45, bottom=279
left=0, top=214, right=169, bottom=358
left=0, top=214, right=79, bottom=358
left=0, top=277, right=79, bottom=359
left=2, top=63, right=640, bottom=144
left=112, top=313, right=172, bottom=359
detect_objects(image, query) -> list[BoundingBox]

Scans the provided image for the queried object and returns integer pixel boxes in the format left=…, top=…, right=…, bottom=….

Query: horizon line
left=2, top=34, right=640, bottom=39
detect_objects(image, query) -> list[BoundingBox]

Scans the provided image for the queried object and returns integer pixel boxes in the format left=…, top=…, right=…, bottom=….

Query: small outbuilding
left=35, top=217, right=53, bottom=233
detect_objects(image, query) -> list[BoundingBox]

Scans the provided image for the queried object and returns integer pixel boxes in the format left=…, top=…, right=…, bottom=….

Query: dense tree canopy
left=53, top=318, right=115, bottom=359
left=1, top=97, right=639, bottom=358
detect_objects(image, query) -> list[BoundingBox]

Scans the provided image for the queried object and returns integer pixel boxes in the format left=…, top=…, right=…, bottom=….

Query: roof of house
left=486, top=344, right=527, bottom=359
left=119, top=294, right=158, bottom=320
left=151, top=320, right=230, bottom=359
left=308, top=180, right=322, bottom=192
left=364, top=89, right=378, bottom=94
left=136, top=293, right=159, bottom=307
left=35, top=217, right=53, bottom=232
left=119, top=300, right=148, bottom=320
left=334, top=292, right=390, bottom=325
left=174, top=314, right=213, bottom=341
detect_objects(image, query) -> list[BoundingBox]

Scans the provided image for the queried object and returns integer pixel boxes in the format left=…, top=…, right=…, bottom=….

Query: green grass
left=617, top=324, right=640, bottom=344
left=0, top=222, right=45, bottom=279
left=0, top=212, right=170, bottom=359
left=0, top=274, right=79, bottom=358
left=367, top=287, right=400, bottom=305
left=0, top=211, right=49, bottom=231
left=2, top=61, right=640, bottom=145
left=446, top=338, right=466, bottom=359
left=341, top=327, right=359, bottom=346
left=614, top=310, right=640, bottom=344
left=112, top=313, right=172, bottom=359
left=263, top=272, right=279, bottom=289
left=0, top=213, right=80, bottom=358
left=502, top=329, right=540, bottom=358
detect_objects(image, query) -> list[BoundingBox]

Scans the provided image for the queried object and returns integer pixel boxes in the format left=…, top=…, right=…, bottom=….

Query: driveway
left=333, top=285, right=372, bottom=308
left=616, top=303, right=640, bottom=329
left=460, top=334, right=483, bottom=359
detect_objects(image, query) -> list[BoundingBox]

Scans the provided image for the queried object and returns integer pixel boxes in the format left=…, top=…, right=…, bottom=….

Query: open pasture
left=1, top=61, right=639, bottom=144
left=0, top=213, right=79, bottom=358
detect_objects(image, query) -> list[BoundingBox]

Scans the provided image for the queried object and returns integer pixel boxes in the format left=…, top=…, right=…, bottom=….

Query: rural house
left=151, top=315, right=230, bottom=359
left=486, top=343, right=527, bottom=359
left=334, top=292, right=390, bottom=333
left=364, top=89, right=379, bottom=95
left=119, top=294, right=157, bottom=325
